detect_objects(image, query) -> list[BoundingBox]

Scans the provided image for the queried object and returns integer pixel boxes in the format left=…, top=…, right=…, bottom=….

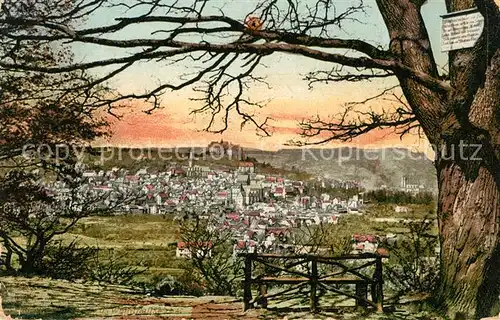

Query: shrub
left=154, top=273, right=205, bottom=296
left=37, top=240, right=146, bottom=286
left=87, top=248, right=146, bottom=286
left=383, top=216, right=439, bottom=297
left=140, top=270, right=205, bottom=297
left=175, top=266, right=206, bottom=296
left=178, top=218, right=243, bottom=296
left=42, top=239, right=97, bottom=280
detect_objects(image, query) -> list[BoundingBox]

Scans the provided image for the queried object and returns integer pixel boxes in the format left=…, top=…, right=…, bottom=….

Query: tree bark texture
left=376, top=0, right=499, bottom=318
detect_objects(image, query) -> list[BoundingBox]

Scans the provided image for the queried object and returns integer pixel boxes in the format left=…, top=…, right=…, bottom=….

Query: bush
left=87, top=248, right=146, bottom=286
left=178, top=218, right=243, bottom=296
left=153, top=276, right=180, bottom=296
left=38, top=240, right=145, bottom=286
left=175, top=267, right=206, bottom=296
left=383, top=216, right=439, bottom=297
left=42, top=239, right=97, bottom=280
left=138, top=269, right=206, bottom=297
left=152, top=272, right=205, bottom=297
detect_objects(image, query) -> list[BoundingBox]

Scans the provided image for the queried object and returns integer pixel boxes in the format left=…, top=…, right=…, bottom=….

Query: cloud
left=101, top=98, right=426, bottom=151
left=269, top=126, right=302, bottom=135
left=268, top=112, right=310, bottom=122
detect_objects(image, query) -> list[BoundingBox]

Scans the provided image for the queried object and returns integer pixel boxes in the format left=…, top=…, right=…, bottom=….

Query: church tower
left=188, top=149, right=194, bottom=168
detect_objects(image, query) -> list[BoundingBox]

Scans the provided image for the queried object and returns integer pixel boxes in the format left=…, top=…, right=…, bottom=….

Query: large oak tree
left=0, top=0, right=118, bottom=276
left=0, top=0, right=498, bottom=318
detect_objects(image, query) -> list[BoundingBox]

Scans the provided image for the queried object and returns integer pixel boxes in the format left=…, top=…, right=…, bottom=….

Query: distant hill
left=245, top=147, right=437, bottom=191
left=84, top=145, right=437, bottom=192
left=82, top=146, right=312, bottom=181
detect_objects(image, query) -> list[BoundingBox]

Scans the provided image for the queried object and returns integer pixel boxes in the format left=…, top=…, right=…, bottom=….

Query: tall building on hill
left=401, top=176, right=407, bottom=189
left=401, top=175, right=423, bottom=192
left=207, top=140, right=245, bottom=159
left=188, top=149, right=194, bottom=168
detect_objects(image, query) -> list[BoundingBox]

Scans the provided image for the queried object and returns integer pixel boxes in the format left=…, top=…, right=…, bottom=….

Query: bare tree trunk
left=375, top=0, right=500, bottom=315
left=433, top=43, right=500, bottom=318
left=436, top=157, right=500, bottom=319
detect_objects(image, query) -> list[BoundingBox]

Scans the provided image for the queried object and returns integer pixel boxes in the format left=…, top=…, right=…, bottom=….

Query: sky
left=79, top=0, right=455, bottom=152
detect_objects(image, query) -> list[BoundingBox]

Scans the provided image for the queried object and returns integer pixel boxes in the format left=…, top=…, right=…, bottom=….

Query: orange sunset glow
left=102, top=85, right=429, bottom=153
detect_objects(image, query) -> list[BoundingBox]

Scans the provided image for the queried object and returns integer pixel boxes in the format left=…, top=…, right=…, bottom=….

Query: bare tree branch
left=0, top=0, right=452, bottom=139
left=287, top=85, right=419, bottom=145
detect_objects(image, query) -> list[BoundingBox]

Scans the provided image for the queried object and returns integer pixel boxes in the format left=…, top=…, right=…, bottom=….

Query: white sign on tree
left=441, top=8, right=484, bottom=52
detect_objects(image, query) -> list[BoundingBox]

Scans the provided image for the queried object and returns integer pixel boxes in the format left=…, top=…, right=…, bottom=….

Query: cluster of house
left=54, top=159, right=364, bottom=216
left=41, top=157, right=389, bottom=257
left=378, top=176, right=426, bottom=193
left=399, top=176, right=425, bottom=192
left=175, top=221, right=396, bottom=259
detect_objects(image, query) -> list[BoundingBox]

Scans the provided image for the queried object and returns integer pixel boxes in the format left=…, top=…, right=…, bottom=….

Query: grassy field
left=1, top=276, right=443, bottom=320
left=364, top=203, right=438, bottom=237
left=58, top=204, right=437, bottom=284
left=364, top=203, right=436, bottom=220
left=2, top=276, right=244, bottom=320
left=0, top=207, right=442, bottom=319
left=58, top=214, right=185, bottom=283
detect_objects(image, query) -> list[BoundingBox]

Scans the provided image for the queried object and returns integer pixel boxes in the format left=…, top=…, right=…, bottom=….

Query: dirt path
left=2, top=277, right=448, bottom=320
left=189, top=301, right=261, bottom=320
left=112, top=299, right=263, bottom=320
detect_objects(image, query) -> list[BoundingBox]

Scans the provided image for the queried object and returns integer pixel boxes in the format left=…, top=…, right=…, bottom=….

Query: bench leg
left=355, top=283, right=368, bottom=310
left=258, top=284, right=268, bottom=308
left=243, top=292, right=251, bottom=311
left=371, top=282, right=383, bottom=312
left=243, top=255, right=253, bottom=311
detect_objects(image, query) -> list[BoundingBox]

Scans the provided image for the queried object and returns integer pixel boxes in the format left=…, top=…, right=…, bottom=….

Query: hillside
left=82, top=147, right=312, bottom=181
left=2, top=276, right=443, bottom=320
left=80, top=146, right=437, bottom=191
left=246, top=147, right=437, bottom=192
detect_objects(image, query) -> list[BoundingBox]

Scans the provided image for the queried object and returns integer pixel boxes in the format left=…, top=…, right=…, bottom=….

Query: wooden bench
left=254, top=276, right=367, bottom=284
left=250, top=276, right=371, bottom=309
left=240, top=253, right=385, bottom=313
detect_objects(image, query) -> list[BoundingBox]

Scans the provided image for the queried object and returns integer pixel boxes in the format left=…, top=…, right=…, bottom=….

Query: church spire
left=188, top=149, right=194, bottom=168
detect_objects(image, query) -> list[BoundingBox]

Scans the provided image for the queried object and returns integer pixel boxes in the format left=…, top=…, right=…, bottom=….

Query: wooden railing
left=239, top=253, right=387, bottom=313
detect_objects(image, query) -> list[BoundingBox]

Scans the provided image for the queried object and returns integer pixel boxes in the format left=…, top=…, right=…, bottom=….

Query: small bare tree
left=384, top=217, right=439, bottom=299
left=0, top=172, right=137, bottom=274
left=178, top=217, right=243, bottom=296
left=0, top=0, right=116, bottom=275
left=290, top=222, right=352, bottom=256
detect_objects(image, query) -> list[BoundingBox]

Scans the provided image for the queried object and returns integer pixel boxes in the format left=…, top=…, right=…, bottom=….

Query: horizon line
left=90, top=142, right=433, bottom=155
